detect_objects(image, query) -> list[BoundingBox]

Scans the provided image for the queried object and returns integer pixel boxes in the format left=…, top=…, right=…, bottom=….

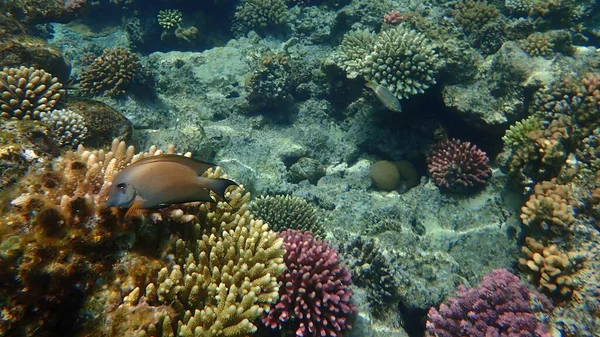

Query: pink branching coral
left=383, top=10, right=403, bottom=24
left=426, top=269, right=553, bottom=337
left=263, top=230, right=357, bottom=337
left=427, top=138, right=491, bottom=192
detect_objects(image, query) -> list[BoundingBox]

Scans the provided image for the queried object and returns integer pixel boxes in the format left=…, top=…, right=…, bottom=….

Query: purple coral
left=427, top=138, right=491, bottom=192
left=263, top=230, right=356, bottom=337
left=426, top=269, right=553, bottom=337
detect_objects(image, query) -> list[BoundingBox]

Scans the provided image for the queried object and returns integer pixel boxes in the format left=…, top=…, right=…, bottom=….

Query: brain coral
left=0, top=66, right=64, bottom=120
left=333, top=24, right=440, bottom=99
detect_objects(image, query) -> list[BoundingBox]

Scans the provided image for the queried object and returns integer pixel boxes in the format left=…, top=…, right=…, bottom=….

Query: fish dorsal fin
left=127, top=154, right=216, bottom=175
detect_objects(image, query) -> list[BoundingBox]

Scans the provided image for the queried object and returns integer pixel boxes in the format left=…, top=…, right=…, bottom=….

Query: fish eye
left=116, top=183, right=126, bottom=189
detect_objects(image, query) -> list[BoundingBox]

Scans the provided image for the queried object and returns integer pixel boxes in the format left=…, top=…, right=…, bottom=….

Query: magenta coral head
left=427, top=138, right=491, bottom=193
left=263, top=230, right=357, bottom=337
left=426, top=269, right=553, bottom=337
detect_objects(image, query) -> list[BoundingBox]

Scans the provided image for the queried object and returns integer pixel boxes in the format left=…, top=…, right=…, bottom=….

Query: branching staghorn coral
left=333, top=24, right=440, bottom=100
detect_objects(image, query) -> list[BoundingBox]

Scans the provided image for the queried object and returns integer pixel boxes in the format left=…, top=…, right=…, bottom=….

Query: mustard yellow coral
left=519, top=237, right=575, bottom=296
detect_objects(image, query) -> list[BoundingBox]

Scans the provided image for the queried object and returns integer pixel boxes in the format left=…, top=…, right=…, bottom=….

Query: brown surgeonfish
left=105, top=154, right=238, bottom=217
left=365, top=81, right=403, bottom=113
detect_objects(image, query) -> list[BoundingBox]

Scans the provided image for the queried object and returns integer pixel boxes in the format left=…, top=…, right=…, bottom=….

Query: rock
left=0, top=14, right=71, bottom=83
left=66, top=98, right=133, bottom=148
left=289, top=157, right=326, bottom=184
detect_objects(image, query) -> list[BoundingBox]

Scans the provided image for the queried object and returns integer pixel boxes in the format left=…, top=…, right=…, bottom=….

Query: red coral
left=383, top=10, right=403, bottom=24
left=263, top=230, right=356, bottom=337
left=427, top=138, right=491, bottom=192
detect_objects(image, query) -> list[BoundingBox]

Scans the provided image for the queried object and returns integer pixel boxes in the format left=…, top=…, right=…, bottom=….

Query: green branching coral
left=0, top=66, right=64, bottom=120
left=503, top=115, right=541, bottom=149
left=333, top=24, right=440, bottom=99
left=80, top=48, right=140, bottom=97
left=157, top=9, right=183, bottom=29
left=232, top=0, right=288, bottom=37
left=250, top=195, right=325, bottom=238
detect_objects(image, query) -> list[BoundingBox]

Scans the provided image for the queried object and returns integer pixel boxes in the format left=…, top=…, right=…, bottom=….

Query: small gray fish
left=365, top=81, right=402, bottom=112
left=106, top=154, right=238, bottom=217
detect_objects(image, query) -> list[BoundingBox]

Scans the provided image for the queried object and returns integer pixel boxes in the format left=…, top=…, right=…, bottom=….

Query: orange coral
left=519, top=237, right=575, bottom=296
left=520, top=179, right=575, bottom=233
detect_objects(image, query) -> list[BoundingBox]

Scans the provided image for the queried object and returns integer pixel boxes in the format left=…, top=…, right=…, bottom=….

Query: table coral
left=263, top=230, right=357, bottom=337
left=425, top=269, right=553, bottom=337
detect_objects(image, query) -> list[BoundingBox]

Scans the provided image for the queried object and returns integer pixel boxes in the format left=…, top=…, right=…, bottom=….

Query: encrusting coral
left=519, top=237, right=575, bottom=297
left=333, top=24, right=440, bottom=100
left=80, top=48, right=140, bottom=97
left=0, top=66, right=64, bottom=120
left=0, top=138, right=286, bottom=337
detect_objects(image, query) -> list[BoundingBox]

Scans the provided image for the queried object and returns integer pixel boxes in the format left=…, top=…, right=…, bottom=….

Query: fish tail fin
left=208, top=178, right=239, bottom=201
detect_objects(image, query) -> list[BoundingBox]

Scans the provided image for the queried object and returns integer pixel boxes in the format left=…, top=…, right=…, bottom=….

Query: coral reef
left=250, top=195, right=324, bottom=238
left=79, top=48, right=140, bottom=97
left=519, top=237, right=575, bottom=297
left=426, top=269, right=553, bottom=337
left=157, top=9, right=183, bottom=29
left=232, top=0, right=288, bottom=37
left=520, top=180, right=575, bottom=234
left=39, top=108, right=88, bottom=147
left=0, top=66, right=64, bottom=120
left=332, top=24, right=440, bottom=99
left=427, top=138, right=491, bottom=193
left=335, top=235, right=399, bottom=317
left=520, top=33, right=555, bottom=57
left=262, top=230, right=356, bottom=337
left=246, top=51, right=293, bottom=111
left=451, top=0, right=500, bottom=34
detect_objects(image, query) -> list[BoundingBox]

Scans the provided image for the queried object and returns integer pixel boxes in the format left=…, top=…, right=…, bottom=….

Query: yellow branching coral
left=520, top=33, right=554, bottom=57
left=520, top=179, right=575, bottom=233
left=116, top=184, right=285, bottom=337
left=519, top=237, right=575, bottom=296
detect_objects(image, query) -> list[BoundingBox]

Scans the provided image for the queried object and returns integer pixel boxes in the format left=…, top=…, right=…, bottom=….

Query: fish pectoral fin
left=125, top=199, right=144, bottom=218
